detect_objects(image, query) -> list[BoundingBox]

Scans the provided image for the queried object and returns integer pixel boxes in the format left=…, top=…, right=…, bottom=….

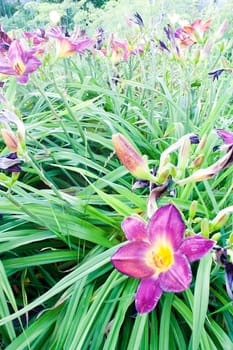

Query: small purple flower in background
left=129, top=12, right=144, bottom=28
left=0, top=40, right=41, bottom=84
left=94, top=28, right=105, bottom=50
left=111, top=204, right=214, bottom=313
left=24, top=28, right=48, bottom=46
left=0, top=152, right=22, bottom=172
left=0, top=25, right=12, bottom=52
left=164, top=24, right=180, bottom=56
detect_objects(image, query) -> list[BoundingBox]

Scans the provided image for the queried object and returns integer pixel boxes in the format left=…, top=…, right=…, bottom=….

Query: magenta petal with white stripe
left=136, top=277, right=163, bottom=314
left=111, top=241, right=154, bottom=278
left=159, top=253, right=192, bottom=292
left=122, top=216, right=148, bottom=241
left=179, top=236, right=215, bottom=262
left=148, top=204, right=185, bottom=249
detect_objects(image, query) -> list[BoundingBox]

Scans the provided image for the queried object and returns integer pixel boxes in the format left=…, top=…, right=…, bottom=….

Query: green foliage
left=0, top=0, right=233, bottom=349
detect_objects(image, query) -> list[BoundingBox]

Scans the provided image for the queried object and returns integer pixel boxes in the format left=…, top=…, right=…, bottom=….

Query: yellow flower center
left=147, top=243, right=174, bottom=273
left=14, top=61, right=26, bottom=75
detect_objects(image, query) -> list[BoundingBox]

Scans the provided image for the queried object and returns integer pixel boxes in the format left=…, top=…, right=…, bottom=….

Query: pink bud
left=112, top=133, right=153, bottom=180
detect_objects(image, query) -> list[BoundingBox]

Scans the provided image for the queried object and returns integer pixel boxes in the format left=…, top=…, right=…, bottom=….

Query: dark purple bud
left=189, top=134, right=199, bottom=144
left=159, top=40, right=170, bottom=52
left=208, top=69, right=226, bottom=81
left=131, top=12, right=144, bottom=28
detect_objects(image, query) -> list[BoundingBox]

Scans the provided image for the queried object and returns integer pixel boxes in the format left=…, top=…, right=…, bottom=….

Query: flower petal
left=111, top=241, right=154, bottom=278
left=121, top=216, right=148, bottom=241
left=159, top=253, right=192, bottom=292
left=135, top=277, right=163, bottom=314
left=225, top=262, right=233, bottom=300
left=217, top=129, right=233, bottom=145
left=179, top=236, right=215, bottom=262
left=148, top=204, right=185, bottom=249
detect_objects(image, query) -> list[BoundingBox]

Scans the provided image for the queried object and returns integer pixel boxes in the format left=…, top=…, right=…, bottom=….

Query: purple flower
left=48, top=27, right=94, bottom=58
left=0, top=25, right=12, bottom=52
left=24, top=28, right=47, bottom=46
left=111, top=204, right=214, bottom=313
left=0, top=152, right=22, bottom=172
left=0, top=40, right=41, bottom=84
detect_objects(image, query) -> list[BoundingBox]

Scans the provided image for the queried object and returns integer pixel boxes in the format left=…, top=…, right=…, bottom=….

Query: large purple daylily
left=111, top=204, right=214, bottom=313
left=0, top=40, right=41, bottom=84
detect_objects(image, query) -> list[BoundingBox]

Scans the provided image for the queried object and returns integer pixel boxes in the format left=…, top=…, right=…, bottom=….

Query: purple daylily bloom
left=48, top=27, right=94, bottom=58
left=0, top=40, right=41, bottom=84
left=111, top=204, right=214, bottom=313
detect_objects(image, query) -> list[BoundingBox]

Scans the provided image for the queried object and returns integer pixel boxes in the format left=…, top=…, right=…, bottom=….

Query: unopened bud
left=215, top=20, right=228, bottom=39
left=177, top=147, right=233, bottom=185
left=210, top=206, right=233, bottom=231
left=112, top=133, right=156, bottom=181
left=156, top=166, right=170, bottom=184
left=211, top=232, right=221, bottom=242
left=201, top=218, right=209, bottom=237
left=195, top=135, right=207, bottom=153
left=189, top=200, right=198, bottom=220
left=229, top=232, right=233, bottom=244
left=1, top=128, right=18, bottom=151
left=177, top=136, right=191, bottom=178
left=191, top=154, right=204, bottom=168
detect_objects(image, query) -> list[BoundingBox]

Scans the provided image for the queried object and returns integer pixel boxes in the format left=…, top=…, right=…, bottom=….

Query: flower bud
left=112, top=133, right=155, bottom=181
left=156, top=166, right=170, bottom=184
left=195, top=135, right=207, bottom=153
left=211, top=232, right=221, bottom=242
left=210, top=206, right=233, bottom=231
left=215, top=20, right=228, bottom=39
left=189, top=200, right=198, bottom=220
left=176, top=136, right=191, bottom=178
left=177, top=147, right=233, bottom=185
left=1, top=128, right=18, bottom=151
left=191, top=154, right=204, bottom=168
left=201, top=218, right=209, bottom=237
left=229, top=232, right=233, bottom=244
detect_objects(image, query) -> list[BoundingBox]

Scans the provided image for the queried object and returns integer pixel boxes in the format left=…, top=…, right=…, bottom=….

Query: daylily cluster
left=111, top=129, right=233, bottom=312
left=112, top=129, right=233, bottom=190
left=112, top=204, right=214, bottom=313
left=0, top=15, right=228, bottom=86
left=159, top=18, right=227, bottom=60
